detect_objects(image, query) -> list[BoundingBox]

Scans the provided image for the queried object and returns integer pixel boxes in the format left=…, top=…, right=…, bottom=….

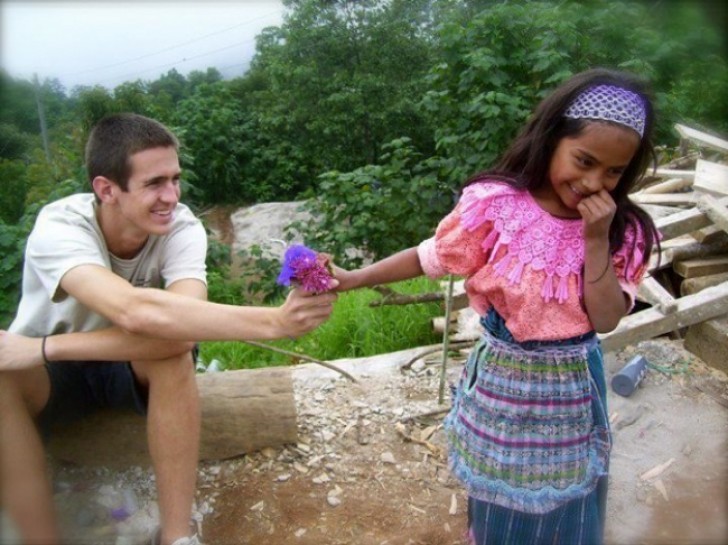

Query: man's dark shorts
left=37, top=348, right=197, bottom=439
left=37, top=361, right=148, bottom=438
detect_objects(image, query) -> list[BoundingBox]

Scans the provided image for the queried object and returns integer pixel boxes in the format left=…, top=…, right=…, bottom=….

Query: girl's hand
left=577, top=189, right=616, bottom=241
left=318, top=254, right=359, bottom=293
left=0, top=330, right=45, bottom=371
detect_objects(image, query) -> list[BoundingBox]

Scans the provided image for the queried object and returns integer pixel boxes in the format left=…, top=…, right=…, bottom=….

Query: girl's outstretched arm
left=579, top=190, right=630, bottom=332
left=332, top=247, right=424, bottom=292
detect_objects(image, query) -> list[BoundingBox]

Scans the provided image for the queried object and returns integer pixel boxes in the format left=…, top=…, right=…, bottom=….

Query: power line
left=100, top=35, right=259, bottom=87
left=64, top=10, right=281, bottom=79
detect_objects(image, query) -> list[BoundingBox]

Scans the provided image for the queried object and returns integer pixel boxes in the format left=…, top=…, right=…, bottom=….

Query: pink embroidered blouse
left=417, top=181, right=647, bottom=342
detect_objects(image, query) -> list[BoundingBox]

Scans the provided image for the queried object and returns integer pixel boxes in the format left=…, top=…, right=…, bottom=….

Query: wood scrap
left=640, top=458, right=675, bottom=481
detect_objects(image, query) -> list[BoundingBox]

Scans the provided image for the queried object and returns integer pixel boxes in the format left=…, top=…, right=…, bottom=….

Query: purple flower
left=277, top=244, right=333, bottom=293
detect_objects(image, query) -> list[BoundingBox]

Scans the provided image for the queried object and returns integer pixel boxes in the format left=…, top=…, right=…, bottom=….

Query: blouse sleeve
left=417, top=181, right=508, bottom=279
left=612, top=221, right=649, bottom=311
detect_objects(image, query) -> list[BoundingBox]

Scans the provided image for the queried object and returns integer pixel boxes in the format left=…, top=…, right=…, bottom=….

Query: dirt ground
left=197, top=338, right=728, bottom=545
left=1, top=334, right=725, bottom=545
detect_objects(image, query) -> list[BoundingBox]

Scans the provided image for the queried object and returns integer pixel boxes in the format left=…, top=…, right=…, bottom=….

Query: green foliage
left=0, top=159, right=28, bottom=223
left=302, top=0, right=728, bottom=260
left=0, top=177, right=85, bottom=327
left=198, top=276, right=443, bottom=370
left=297, top=138, right=452, bottom=266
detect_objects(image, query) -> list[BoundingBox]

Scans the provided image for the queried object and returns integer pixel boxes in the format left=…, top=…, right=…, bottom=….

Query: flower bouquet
left=276, top=244, right=334, bottom=293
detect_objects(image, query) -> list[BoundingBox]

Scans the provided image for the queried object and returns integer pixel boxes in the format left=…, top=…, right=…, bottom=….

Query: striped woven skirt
left=445, top=310, right=610, bottom=544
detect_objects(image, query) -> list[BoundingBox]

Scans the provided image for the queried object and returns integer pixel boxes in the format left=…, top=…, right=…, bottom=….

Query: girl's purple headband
left=563, top=84, right=646, bottom=137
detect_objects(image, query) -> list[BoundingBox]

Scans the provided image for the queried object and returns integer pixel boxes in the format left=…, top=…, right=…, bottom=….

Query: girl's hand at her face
left=577, top=189, right=616, bottom=241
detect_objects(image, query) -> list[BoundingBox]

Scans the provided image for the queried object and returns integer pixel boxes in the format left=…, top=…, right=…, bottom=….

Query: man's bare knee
left=0, top=368, right=50, bottom=418
left=131, top=351, right=196, bottom=391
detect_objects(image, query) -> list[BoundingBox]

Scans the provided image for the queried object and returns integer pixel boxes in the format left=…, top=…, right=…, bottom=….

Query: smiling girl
left=332, top=68, right=660, bottom=544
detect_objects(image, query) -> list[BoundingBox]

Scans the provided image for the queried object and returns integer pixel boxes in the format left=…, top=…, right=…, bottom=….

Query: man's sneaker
left=170, top=536, right=204, bottom=545
left=149, top=528, right=205, bottom=545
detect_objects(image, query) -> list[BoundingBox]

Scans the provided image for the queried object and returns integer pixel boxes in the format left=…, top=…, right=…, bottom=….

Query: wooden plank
left=694, top=160, right=728, bottom=196
left=600, top=282, right=728, bottom=352
left=653, top=197, right=728, bottom=240
left=637, top=276, right=677, bottom=314
left=675, top=123, right=728, bottom=153
left=639, top=177, right=693, bottom=194
left=690, top=225, right=725, bottom=244
left=654, top=168, right=695, bottom=179
left=698, top=194, right=728, bottom=234
left=631, top=193, right=699, bottom=206
left=673, top=256, right=728, bottom=278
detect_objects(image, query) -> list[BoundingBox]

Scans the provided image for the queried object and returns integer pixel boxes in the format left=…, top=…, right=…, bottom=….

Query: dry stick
left=242, top=340, right=358, bottom=383
left=438, top=275, right=455, bottom=405
left=399, top=407, right=451, bottom=423
left=368, top=285, right=445, bottom=307
left=399, top=340, right=474, bottom=373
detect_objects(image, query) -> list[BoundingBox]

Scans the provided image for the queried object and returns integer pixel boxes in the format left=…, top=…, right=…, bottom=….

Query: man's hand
left=277, top=284, right=338, bottom=338
left=0, top=331, right=45, bottom=371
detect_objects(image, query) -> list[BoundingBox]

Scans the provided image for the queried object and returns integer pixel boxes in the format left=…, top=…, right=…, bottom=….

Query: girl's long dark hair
left=465, top=68, right=660, bottom=268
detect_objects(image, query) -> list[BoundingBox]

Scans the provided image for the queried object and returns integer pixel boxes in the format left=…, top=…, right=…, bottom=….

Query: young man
left=0, top=113, right=337, bottom=545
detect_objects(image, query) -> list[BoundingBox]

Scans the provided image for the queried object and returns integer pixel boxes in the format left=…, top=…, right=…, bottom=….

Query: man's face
left=117, top=146, right=182, bottom=236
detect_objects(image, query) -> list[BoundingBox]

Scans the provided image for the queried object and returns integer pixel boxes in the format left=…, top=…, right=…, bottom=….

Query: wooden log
left=47, top=367, right=298, bottom=468
left=600, top=282, right=728, bottom=352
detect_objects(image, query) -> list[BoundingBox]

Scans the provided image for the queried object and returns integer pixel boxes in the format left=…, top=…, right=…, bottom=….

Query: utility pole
left=33, top=73, right=52, bottom=164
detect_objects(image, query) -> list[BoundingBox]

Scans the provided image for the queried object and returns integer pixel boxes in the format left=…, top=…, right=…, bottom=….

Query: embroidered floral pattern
left=459, top=183, right=584, bottom=304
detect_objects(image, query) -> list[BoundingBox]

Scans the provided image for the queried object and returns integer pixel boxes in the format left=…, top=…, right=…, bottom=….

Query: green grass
left=198, top=277, right=444, bottom=371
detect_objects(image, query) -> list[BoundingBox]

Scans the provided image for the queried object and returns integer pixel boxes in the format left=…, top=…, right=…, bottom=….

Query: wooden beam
left=673, top=256, right=728, bottom=278
left=675, top=123, right=728, bottom=153
left=637, top=276, right=677, bottom=314
left=690, top=225, right=726, bottom=244
left=698, top=194, right=728, bottom=234
left=639, top=177, right=693, bottom=194
left=631, top=193, right=699, bottom=206
left=653, top=168, right=695, bottom=179
left=653, top=197, right=728, bottom=240
left=600, top=282, right=728, bottom=352
left=694, top=159, right=728, bottom=196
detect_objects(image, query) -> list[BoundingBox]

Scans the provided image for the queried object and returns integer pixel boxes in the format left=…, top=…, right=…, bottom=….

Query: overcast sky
left=0, top=1, right=285, bottom=91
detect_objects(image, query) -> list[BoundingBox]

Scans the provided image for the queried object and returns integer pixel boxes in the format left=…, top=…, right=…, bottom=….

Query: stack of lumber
left=604, top=124, right=728, bottom=372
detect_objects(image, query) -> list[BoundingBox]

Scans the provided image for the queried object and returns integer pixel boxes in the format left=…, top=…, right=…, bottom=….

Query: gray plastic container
left=611, top=355, right=648, bottom=397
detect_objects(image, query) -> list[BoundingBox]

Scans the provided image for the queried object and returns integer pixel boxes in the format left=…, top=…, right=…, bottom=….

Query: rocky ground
left=2, top=334, right=725, bottom=545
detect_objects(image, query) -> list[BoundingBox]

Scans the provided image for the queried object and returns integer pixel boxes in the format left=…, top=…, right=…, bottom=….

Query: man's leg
left=132, top=352, right=200, bottom=545
left=0, top=367, right=58, bottom=543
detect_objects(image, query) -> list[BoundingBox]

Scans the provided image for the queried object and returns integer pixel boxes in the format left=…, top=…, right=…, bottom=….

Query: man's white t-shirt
left=10, top=193, right=207, bottom=337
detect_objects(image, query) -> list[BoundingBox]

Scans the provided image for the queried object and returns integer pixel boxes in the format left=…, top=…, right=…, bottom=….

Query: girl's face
left=540, top=121, right=640, bottom=218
